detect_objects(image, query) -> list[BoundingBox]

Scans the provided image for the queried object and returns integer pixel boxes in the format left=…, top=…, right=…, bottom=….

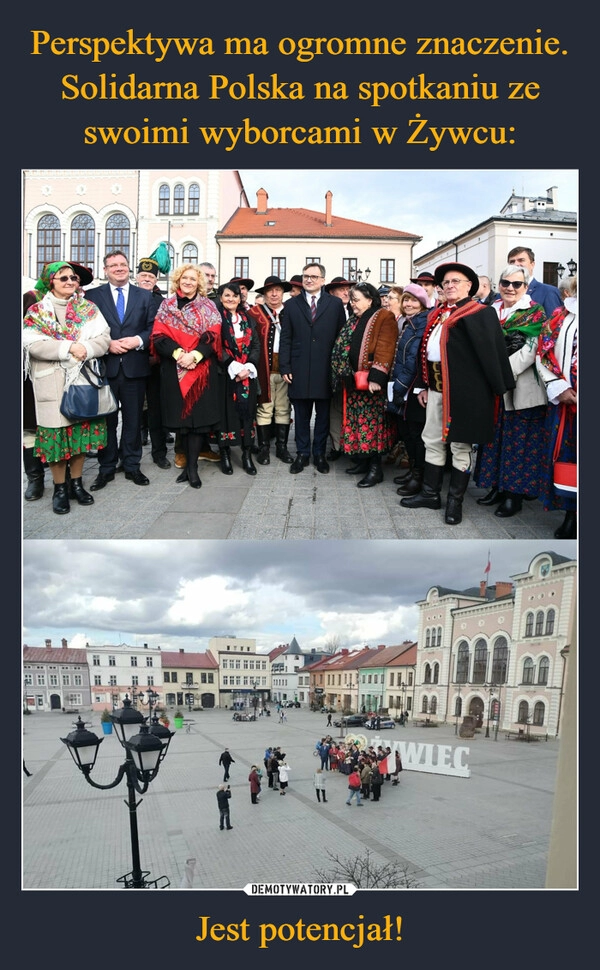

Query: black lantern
left=111, top=693, right=146, bottom=745
left=566, top=258, right=577, bottom=276
left=61, top=716, right=103, bottom=773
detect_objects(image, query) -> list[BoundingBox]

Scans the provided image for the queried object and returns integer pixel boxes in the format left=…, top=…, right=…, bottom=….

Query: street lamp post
left=454, top=684, right=462, bottom=736
left=60, top=695, right=174, bottom=888
left=485, top=686, right=495, bottom=738
left=183, top=682, right=198, bottom=712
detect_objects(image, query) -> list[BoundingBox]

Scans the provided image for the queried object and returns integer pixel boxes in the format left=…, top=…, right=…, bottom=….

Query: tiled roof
left=23, top=646, right=88, bottom=663
left=160, top=651, right=219, bottom=669
left=218, top=206, right=420, bottom=241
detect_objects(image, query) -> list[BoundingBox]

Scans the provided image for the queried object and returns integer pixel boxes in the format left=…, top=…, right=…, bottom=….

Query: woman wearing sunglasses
left=474, top=264, right=547, bottom=518
left=23, top=262, right=111, bottom=515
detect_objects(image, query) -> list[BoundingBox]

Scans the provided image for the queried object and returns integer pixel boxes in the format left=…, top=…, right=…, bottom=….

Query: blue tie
left=116, top=287, right=125, bottom=323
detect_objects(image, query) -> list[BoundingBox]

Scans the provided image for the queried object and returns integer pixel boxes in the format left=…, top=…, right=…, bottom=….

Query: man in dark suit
left=86, top=250, right=158, bottom=489
left=507, top=246, right=563, bottom=317
left=279, top=263, right=346, bottom=474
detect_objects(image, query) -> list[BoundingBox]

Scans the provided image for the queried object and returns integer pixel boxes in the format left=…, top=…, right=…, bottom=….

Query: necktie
left=310, top=295, right=317, bottom=321
left=116, top=287, right=125, bottom=323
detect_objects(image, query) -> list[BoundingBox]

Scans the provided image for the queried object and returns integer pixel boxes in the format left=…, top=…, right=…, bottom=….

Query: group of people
left=23, top=248, right=577, bottom=538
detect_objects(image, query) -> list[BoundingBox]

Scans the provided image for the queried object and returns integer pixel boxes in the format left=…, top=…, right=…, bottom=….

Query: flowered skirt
left=35, top=420, right=107, bottom=464
left=341, top=388, right=397, bottom=456
left=474, top=402, right=548, bottom=497
left=539, top=404, right=577, bottom=512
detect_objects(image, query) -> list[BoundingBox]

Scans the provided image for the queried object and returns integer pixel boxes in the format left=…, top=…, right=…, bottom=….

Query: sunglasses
left=54, top=274, right=79, bottom=283
left=499, top=279, right=525, bottom=289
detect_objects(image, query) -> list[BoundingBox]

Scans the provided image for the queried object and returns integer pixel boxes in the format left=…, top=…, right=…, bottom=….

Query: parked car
left=333, top=714, right=368, bottom=728
left=283, top=700, right=301, bottom=708
left=364, top=716, right=396, bottom=730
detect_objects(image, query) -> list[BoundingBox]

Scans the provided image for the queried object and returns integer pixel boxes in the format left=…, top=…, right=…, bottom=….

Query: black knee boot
left=357, top=454, right=383, bottom=488
left=445, top=467, right=471, bottom=525
left=220, top=446, right=233, bottom=475
left=275, top=424, right=294, bottom=463
left=24, top=447, right=45, bottom=501
left=494, top=492, right=523, bottom=518
left=554, top=510, right=577, bottom=539
left=242, top=447, right=257, bottom=476
left=400, top=462, right=444, bottom=509
left=256, top=425, right=271, bottom=465
left=396, top=465, right=423, bottom=496
left=186, top=433, right=202, bottom=489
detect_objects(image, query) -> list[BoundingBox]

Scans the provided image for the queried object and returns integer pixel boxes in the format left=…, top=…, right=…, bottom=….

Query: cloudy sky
left=23, top=539, right=575, bottom=655
left=236, top=168, right=578, bottom=259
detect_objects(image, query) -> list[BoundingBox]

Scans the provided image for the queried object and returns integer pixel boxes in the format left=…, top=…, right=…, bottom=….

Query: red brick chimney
left=45, top=638, right=51, bottom=649
left=480, top=581, right=487, bottom=597
left=62, top=638, right=67, bottom=648
left=325, top=190, right=333, bottom=227
left=495, top=581, right=514, bottom=598
left=256, top=188, right=268, bottom=214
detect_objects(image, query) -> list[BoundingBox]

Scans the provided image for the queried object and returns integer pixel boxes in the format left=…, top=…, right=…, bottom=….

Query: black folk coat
left=279, top=291, right=346, bottom=400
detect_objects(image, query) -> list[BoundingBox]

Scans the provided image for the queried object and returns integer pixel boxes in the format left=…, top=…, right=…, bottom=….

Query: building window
left=389, top=672, right=395, bottom=686
left=62, top=674, right=70, bottom=686
left=472, top=639, right=488, bottom=684
left=456, top=641, right=469, bottom=683
left=132, top=675, right=139, bottom=686
left=146, top=657, right=153, bottom=667
left=343, top=258, right=358, bottom=281
left=208, top=673, right=214, bottom=683
left=109, top=675, right=117, bottom=687
left=533, top=701, right=545, bottom=726
left=430, top=696, right=437, bottom=714
left=37, top=673, right=46, bottom=686
left=37, top=214, right=61, bottom=277
left=535, top=611, right=544, bottom=637
left=223, top=676, right=228, bottom=686
left=518, top=700, right=529, bottom=723
left=421, top=696, right=428, bottom=713
left=538, top=657, right=550, bottom=685
left=235, top=257, right=250, bottom=278
left=380, top=259, right=395, bottom=283
left=183, top=243, right=198, bottom=264
left=525, top=612, right=534, bottom=637
left=271, top=257, right=286, bottom=278
left=164, top=672, right=171, bottom=683
left=94, top=675, right=101, bottom=686
left=522, top=658, right=535, bottom=684
left=131, top=657, right=137, bottom=666
left=235, top=660, right=240, bottom=669
left=455, top=695, right=462, bottom=717
left=188, top=183, right=200, bottom=214
left=433, top=663, right=439, bottom=684
left=105, top=214, right=131, bottom=262
left=545, top=609, right=555, bottom=635
left=159, top=184, right=170, bottom=214
left=174, top=183, right=185, bottom=215
left=24, top=673, right=33, bottom=686
left=74, top=675, right=82, bottom=686
left=108, top=656, right=116, bottom=667
left=425, top=628, right=431, bottom=648
left=491, top=636, right=508, bottom=684
left=171, top=672, right=178, bottom=682
left=147, top=676, right=154, bottom=686
left=424, top=663, right=431, bottom=684
left=70, top=214, right=95, bottom=269
left=93, top=655, right=100, bottom=666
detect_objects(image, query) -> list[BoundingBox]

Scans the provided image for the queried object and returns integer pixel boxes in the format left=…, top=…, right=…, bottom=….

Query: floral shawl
left=23, top=293, right=108, bottom=387
left=537, top=303, right=578, bottom=390
left=151, top=293, right=222, bottom=417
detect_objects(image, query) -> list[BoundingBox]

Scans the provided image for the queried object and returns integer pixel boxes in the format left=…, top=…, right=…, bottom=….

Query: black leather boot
left=396, top=467, right=423, bottom=496
left=477, top=487, right=504, bottom=506
left=255, top=425, right=271, bottom=465
left=52, top=482, right=70, bottom=515
left=69, top=476, right=94, bottom=505
left=220, top=446, right=233, bottom=475
left=494, top=492, right=523, bottom=518
left=242, top=448, right=257, bottom=476
left=444, top=467, right=471, bottom=525
left=275, top=424, right=294, bottom=463
left=186, top=432, right=202, bottom=489
left=554, top=510, right=577, bottom=539
left=400, top=462, right=444, bottom=510
left=346, top=456, right=370, bottom=475
left=24, top=447, right=45, bottom=501
left=357, top=454, right=383, bottom=488
left=393, top=460, right=413, bottom=486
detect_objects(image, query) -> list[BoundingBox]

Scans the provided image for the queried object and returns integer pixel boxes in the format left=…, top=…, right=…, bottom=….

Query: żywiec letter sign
left=370, top=735, right=470, bottom=778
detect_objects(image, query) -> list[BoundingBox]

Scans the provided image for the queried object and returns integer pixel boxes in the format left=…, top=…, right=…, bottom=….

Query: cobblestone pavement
left=23, top=707, right=560, bottom=890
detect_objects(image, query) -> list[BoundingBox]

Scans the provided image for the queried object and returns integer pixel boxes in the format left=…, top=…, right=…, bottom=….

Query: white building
left=85, top=641, right=163, bottom=713
left=207, top=636, right=270, bottom=709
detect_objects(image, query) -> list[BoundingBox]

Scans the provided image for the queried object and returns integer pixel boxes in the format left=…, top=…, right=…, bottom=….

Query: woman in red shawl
left=151, top=265, right=222, bottom=489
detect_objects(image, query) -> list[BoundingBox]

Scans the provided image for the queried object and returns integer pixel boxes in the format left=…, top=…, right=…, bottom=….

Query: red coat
left=248, top=769, right=261, bottom=794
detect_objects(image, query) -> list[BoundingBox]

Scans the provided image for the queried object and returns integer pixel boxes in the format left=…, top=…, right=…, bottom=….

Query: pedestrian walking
left=345, top=768, right=363, bottom=806
left=218, top=748, right=235, bottom=781
left=216, top=785, right=233, bottom=830
left=278, top=760, right=291, bottom=794
left=391, top=751, right=403, bottom=785
left=326, top=712, right=332, bottom=727
left=248, top=766, right=261, bottom=804
left=370, top=763, right=383, bottom=801
left=360, top=760, right=373, bottom=800
left=314, top=768, right=328, bottom=803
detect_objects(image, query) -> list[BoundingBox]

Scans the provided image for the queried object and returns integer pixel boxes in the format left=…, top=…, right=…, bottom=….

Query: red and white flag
left=484, top=550, right=491, bottom=575
left=381, top=750, right=396, bottom=775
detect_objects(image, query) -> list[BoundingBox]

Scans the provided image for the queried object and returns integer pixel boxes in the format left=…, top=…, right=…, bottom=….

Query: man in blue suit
left=86, top=251, right=158, bottom=489
left=507, top=246, right=563, bottom=317
left=279, top=263, right=346, bottom=474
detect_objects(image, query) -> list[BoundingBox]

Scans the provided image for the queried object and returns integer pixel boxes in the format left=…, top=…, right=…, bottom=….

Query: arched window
left=518, top=700, right=529, bottom=724
left=535, top=611, right=544, bottom=636
left=424, top=663, right=432, bottom=684
left=188, top=183, right=200, bottom=214
left=182, top=243, right=198, bottom=264
left=105, top=214, right=131, bottom=262
left=545, top=609, right=555, bottom=635
left=438, top=627, right=443, bottom=646
left=472, top=639, right=488, bottom=684
left=454, top=695, right=462, bottom=717
left=533, top=701, right=545, bottom=726
left=525, top=612, right=534, bottom=637
left=522, top=658, right=535, bottom=684
left=456, top=641, right=469, bottom=684
left=36, top=214, right=61, bottom=277
left=159, top=184, right=170, bottom=215
left=430, top=696, right=437, bottom=714
left=174, top=183, right=185, bottom=215
left=433, top=663, right=439, bottom=684
left=425, top=628, right=431, bottom=648
left=491, top=636, right=508, bottom=684
left=70, top=214, right=95, bottom=270
left=421, top=696, right=428, bottom=714
left=538, top=657, right=549, bottom=685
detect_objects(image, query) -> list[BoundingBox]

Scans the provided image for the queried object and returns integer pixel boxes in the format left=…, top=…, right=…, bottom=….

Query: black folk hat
left=67, top=262, right=94, bottom=286
left=289, top=274, right=304, bottom=289
left=324, top=276, right=353, bottom=292
left=255, top=275, right=292, bottom=295
left=433, top=262, right=479, bottom=297
left=229, top=277, right=254, bottom=290
left=410, top=271, right=436, bottom=285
